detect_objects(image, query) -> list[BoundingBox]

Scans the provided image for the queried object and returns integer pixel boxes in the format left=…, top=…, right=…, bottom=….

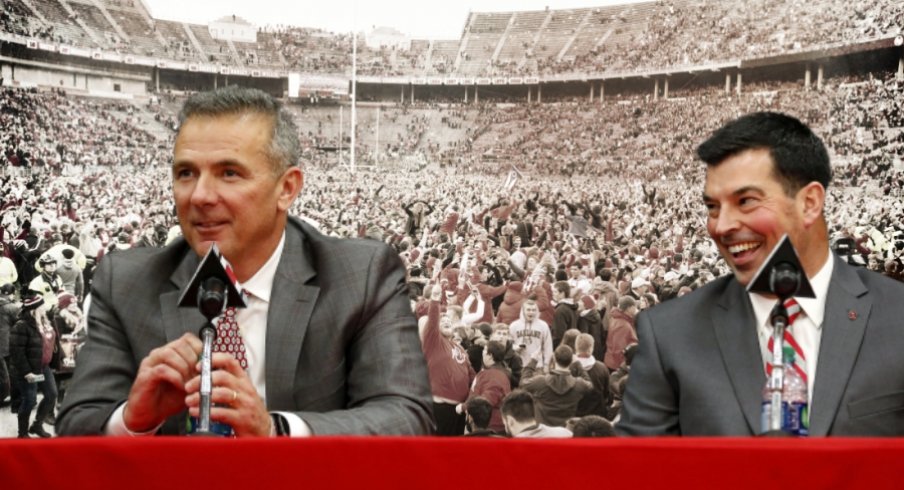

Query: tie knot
left=783, top=298, right=802, bottom=324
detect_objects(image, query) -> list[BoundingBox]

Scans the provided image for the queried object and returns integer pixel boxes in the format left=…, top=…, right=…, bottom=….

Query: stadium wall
left=1, top=59, right=148, bottom=94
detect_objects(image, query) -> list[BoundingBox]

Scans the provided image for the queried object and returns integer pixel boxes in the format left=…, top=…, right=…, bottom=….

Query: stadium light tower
left=350, top=7, right=358, bottom=174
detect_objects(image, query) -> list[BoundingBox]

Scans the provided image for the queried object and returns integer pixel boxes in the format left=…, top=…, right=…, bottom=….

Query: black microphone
left=768, top=261, right=801, bottom=300
left=747, top=235, right=815, bottom=300
left=198, top=277, right=227, bottom=321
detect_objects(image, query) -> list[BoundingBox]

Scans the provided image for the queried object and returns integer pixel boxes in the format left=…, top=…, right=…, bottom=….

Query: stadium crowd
left=5, top=0, right=903, bottom=78
left=1, top=68, right=903, bottom=437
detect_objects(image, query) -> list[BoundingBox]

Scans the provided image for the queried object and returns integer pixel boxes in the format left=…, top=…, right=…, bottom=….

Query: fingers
left=125, top=333, right=204, bottom=432
left=185, top=353, right=245, bottom=391
left=141, top=333, right=202, bottom=381
left=184, top=357, right=271, bottom=437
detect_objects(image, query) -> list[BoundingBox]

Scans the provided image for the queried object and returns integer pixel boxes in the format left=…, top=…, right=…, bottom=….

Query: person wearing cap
left=10, top=295, right=58, bottom=438
left=28, top=255, right=62, bottom=311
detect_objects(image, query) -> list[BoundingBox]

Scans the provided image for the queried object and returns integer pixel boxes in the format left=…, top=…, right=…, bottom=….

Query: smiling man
left=617, top=112, right=904, bottom=436
left=57, top=86, right=433, bottom=437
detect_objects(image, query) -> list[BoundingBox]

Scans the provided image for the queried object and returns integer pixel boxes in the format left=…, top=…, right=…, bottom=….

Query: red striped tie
left=765, top=298, right=806, bottom=384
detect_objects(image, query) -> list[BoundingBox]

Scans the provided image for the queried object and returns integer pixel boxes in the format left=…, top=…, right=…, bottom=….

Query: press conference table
left=3, top=436, right=902, bottom=489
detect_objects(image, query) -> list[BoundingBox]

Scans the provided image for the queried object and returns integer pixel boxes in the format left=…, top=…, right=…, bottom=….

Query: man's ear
left=797, top=181, right=825, bottom=228
left=277, top=167, right=303, bottom=211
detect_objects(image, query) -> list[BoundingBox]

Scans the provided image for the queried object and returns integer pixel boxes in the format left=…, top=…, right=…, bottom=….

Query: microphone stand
left=190, top=277, right=227, bottom=437
left=765, top=302, right=789, bottom=434
left=193, top=321, right=218, bottom=436
left=761, top=261, right=800, bottom=436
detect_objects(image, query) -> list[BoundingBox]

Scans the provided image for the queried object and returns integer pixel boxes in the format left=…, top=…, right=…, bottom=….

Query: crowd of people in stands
left=1, top=66, right=904, bottom=437
left=4, top=0, right=903, bottom=78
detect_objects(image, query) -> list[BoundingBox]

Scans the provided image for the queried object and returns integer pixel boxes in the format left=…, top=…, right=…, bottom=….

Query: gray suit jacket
left=57, top=217, right=434, bottom=435
left=617, top=256, right=904, bottom=436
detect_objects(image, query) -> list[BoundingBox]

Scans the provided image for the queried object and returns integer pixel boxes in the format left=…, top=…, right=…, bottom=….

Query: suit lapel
left=265, top=223, right=319, bottom=409
left=711, top=279, right=763, bottom=434
left=809, top=258, right=870, bottom=436
left=160, top=249, right=205, bottom=342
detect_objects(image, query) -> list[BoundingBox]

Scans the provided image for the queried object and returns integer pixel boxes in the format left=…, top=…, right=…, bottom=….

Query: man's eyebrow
left=702, top=186, right=765, bottom=202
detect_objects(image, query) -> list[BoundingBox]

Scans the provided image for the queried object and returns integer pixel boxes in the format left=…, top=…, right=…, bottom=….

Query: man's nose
left=711, top=206, right=740, bottom=237
left=190, top=173, right=219, bottom=206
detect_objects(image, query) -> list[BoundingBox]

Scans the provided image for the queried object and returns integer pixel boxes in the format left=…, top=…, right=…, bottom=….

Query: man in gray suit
left=57, top=86, right=433, bottom=437
left=617, top=112, right=904, bottom=436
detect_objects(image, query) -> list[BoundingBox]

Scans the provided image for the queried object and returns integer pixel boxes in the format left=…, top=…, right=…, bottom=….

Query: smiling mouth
left=725, top=241, right=764, bottom=263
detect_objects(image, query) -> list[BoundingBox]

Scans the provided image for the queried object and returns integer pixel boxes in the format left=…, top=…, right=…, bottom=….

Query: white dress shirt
left=750, top=250, right=834, bottom=405
left=108, top=232, right=310, bottom=436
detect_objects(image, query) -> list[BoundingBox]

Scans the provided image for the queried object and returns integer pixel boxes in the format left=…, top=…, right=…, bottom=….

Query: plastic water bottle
left=781, top=346, right=809, bottom=436
left=760, top=367, right=781, bottom=433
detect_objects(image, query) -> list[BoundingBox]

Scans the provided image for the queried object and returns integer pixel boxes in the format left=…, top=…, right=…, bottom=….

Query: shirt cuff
left=271, top=411, right=312, bottom=437
left=105, top=402, right=163, bottom=436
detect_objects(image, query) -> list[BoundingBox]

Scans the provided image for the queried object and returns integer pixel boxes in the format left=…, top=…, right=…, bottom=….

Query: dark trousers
left=433, top=402, right=466, bottom=436
left=17, top=366, right=57, bottom=435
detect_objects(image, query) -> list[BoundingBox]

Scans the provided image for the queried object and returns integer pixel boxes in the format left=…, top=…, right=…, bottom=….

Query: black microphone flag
left=746, top=234, right=815, bottom=299
left=177, top=243, right=247, bottom=312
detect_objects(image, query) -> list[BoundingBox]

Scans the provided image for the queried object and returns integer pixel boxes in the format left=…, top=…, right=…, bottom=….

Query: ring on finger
left=231, top=389, right=238, bottom=403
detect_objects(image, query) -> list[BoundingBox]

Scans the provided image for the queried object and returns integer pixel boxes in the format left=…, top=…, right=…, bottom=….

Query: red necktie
left=765, top=298, right=806, bottom=383
left=214, top=306, right=247, bottom=370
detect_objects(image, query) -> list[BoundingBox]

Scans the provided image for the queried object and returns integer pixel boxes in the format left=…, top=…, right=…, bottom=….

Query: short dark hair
left=466, top=396, right=493, bottom=430
left=553, top=281, right=571, bottom=297
left=697, top=111, right=831, bottom=196
left=476, top=322, right=494, bottom=339
left=554, top=344, right=574, bottom=368
left=501, top=390, right=536, bottom=423
left=571, top=415, right=616, bottom=437
left=485, top=340, right=506, bottom=364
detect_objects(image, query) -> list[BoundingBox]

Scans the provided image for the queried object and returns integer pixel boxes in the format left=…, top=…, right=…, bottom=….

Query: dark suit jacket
left=616, top=256, right=904, bottom=436
left=57, top=217, right=434, bottom=435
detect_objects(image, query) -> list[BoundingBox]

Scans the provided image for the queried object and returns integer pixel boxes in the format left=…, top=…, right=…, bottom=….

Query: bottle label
left=781, top=401, right=809, bottom=436
left=188, top=412, right=235, bottom=437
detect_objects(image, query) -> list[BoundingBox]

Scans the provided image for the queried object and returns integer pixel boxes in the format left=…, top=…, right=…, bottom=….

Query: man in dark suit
left=617, top=112, right=904, bottom=436
left=57, top=86, right=433, bottom=437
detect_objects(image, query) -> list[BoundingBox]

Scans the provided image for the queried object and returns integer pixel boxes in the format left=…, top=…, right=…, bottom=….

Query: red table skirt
left=3, top=436, right=902, bottom=489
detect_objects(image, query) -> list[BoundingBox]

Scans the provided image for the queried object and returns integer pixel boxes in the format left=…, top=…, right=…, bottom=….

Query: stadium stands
left=4, top=1, right=903, bottom=78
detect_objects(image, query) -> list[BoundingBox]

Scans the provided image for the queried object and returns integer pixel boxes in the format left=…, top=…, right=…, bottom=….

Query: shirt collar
left=749, top=249, right=834, bottom=329
left=239, top=231, right=286, bottom=304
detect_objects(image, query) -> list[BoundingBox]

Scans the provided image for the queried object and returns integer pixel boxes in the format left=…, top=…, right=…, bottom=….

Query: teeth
left=728, top=242, right=760, bottom=254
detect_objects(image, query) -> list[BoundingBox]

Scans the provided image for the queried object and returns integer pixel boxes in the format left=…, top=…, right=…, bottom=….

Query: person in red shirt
left=420, top=285, right=475, bottom=435
left=462, top=340, right=511, bottom=433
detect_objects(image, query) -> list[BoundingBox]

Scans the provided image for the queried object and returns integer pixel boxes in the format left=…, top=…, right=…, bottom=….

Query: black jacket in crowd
left=10, top=313, right=51, bottom=378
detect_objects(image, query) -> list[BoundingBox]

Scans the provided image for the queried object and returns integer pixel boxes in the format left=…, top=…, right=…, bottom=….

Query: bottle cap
left=782, top=345, right=795, bottom=363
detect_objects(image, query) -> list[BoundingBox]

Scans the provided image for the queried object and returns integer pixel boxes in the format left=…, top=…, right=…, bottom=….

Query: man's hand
left=184, top=353, right=271, bottom=437
left=123, top=333, right=202, bottom=433
left=24, top=372, right=38, bottom=383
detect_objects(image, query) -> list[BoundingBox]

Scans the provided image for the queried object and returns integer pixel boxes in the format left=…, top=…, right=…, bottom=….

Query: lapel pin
left=848, top=310, right=857, bottom=321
